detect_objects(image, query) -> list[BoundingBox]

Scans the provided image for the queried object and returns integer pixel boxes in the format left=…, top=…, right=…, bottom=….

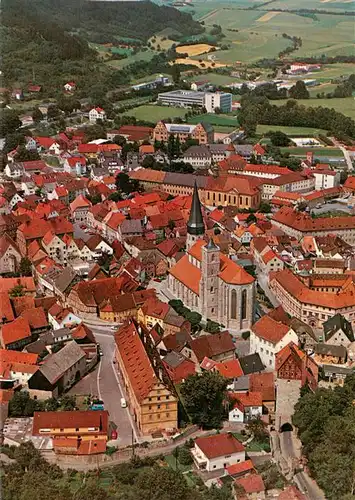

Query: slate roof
left=239, top=353, right=264, bottom=375
left=323, top=313, right=354, bottom=343
left=38, top=341, right=86, bottom=384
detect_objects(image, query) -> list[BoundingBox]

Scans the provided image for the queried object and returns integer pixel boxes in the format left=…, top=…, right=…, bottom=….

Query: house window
left=241, top=290, right=247, bottom=320
left=166, top=413, right=170, bottom=417
left=231, top=290, right=237, bottom=319
left=75, top=428, right=79, bottom=432
left=157, top=404, right=161, bottom=409
left=157, top=396, right=161, bottom=401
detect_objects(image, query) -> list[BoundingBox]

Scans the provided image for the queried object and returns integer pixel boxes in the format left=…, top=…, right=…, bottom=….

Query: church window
left=211, top=254, right=215, bottom=262
left=231, top=290, right=237, bottom=319
left=241, top=290, right=247, bottom=320
left=210, top=287, right=214, bottom=293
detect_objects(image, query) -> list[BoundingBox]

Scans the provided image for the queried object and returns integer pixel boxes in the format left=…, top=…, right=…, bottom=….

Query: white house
left=10, top=363, right=39, bottom=387
left=64, top=156, right=86, bottom=176
left=250, top=315, right=299, bottom=369
left=229, top=392, right=263, bottom=423
left=64, top=81, right=76, bottom=92
left=313, top=168, right=340, bottom=191
left=89, top=107, right=106, bottom=123
left=48, top=304, right=82, bottom=330
left=192, top=433, right=245, bottom=472
left=5, top=163, right=24, bottom=179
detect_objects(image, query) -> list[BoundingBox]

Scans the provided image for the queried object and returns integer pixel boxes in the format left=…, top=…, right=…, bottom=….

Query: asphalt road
left=69, top=327, right=139, bottom=447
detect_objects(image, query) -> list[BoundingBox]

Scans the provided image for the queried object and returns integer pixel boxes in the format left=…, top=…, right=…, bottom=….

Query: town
left=1, top=1, right=355, bottom=499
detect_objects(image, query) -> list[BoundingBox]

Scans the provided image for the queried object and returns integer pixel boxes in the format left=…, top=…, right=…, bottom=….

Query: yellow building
left=115, top=320, right=178, bottom=435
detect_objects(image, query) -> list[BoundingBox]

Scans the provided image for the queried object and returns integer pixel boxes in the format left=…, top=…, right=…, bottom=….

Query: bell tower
left=186, top=181, right=205, bottom=251
left=199, top=238, right=220, bottom=320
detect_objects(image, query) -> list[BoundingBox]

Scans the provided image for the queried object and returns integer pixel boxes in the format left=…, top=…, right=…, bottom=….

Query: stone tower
left=186, top=181, right=205, bottom=251
left=199, top=238, right=220, bottom=321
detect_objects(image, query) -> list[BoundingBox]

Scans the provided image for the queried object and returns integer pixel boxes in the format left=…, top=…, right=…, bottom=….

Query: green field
left=187, top=72, right=241, bottom=86
left=106, top=49, right=155, bottom=69
left=184, top=3, right=355, bottom=63
left=256, top=124, right=329, bottom=136
left=122, top=104, right=187, bottom=121
left=270, top=97, right=355, bottom=119
left=188, top=113, right=239, bottom=126
left=280, top=146, right=344, bottom=156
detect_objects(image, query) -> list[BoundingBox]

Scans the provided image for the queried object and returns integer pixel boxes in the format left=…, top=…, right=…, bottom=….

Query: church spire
left=187, top=181, right=205, bottom=236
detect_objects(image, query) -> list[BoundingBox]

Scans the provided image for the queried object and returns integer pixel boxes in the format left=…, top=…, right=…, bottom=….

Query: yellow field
left=175, top=44, right=216, bottom=57
left=257, top=11, right=280, bottom=22
left=174, top=58, right=228, bottom=68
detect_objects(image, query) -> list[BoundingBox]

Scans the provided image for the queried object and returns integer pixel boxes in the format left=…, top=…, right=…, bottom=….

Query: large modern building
left=167, top=183, right=255, bottom=331
left=157, top=90, right=232, bottom=113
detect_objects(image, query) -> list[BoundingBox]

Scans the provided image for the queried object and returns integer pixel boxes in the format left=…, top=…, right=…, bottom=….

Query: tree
left=171, top=64, right=181, bottom=84
left=15, top=146, right=40, bottom=162
left=205, top=319, right=221, bottom=333
left=19, top=257, right=32, bottom=276
left=185, top=311, right=202, bottom=332
left=246, top=213, right=257, bottom=225
left=180, top=371, right=228, bottom=429
left=108, top=191, right=122, bottom=202
left=135, top=465, right=194, bottom=500
left=268, top=130, right=290, bottom=147
left=116, top=172, right=140, bottom=195
left=32, top=107, right=43, bottom=123
left=177, top=445, right=193, bottom=465
left=9, top=284, right=25, bottom=297
left=4, top=132, right=26, bottom=153
left=289, top=80, right=310, bottom=99
left=246, top=416, right=268, bottom=442
left=113, top=134, right=127, bottom=147
left=0, top=109, right=21, bottom=135
left=47, top=105, right=61, bottom=120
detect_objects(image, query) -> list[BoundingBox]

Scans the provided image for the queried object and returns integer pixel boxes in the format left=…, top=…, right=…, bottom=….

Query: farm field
left=106, top=49, right=155, bottom=69
left=174, top=58, right=227, bottom=68
left=122, top=104, right=187, bottom=121
left=176, top=43, right=217, bottom=56
left=263, top=0, right=355, bottom=13
left=301, top=63, right=355, bottom=82
left=189, top=72, right=242, bottom=86
left=256, top=124, right=329, bottom=136
left=270, top=97, right=355, bottom=119
left=184, top=3, right=355, bottom=62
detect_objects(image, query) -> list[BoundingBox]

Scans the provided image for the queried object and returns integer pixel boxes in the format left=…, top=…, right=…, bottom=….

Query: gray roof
left=239, top=353, right=264, bottom=375
left=323, top=364, right=353, bottom=376
left=164, top=308, right=185, bottom=328
left=315, top=343, right=347, bottom=358
left=162, top=351, right=188, bottom=369
left=120, top=219, right=143, bottom=235
left=52, top=327, right=71, bottom=340
left=39, top=341, right=86, bottom=384
left=323, top=314, right=354, bottom=343
left=24, top=339, right=47, bottom=354
left=44, top=266, right=77, bottom=293
left=208, top=144, right=228, bottom=153
left=229, top=375, right=250, bottom=391
left=164, top=172, right=208, bottom=189
left=235, top=145, right=254, bottom=154
left=187, top=181, right=205, bottom=236
left=183, top=145, right=211, bottom=158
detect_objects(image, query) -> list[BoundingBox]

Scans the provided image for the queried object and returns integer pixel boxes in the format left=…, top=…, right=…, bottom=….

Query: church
left=167, top=183, right=255, bottom=331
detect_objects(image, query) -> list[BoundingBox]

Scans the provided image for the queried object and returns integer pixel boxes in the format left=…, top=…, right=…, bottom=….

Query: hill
left=1, top=0, right=203, bottom=93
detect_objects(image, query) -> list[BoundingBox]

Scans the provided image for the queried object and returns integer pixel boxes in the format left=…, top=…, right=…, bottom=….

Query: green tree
left=268, top=130, right=290, bottom=147
left=185, top=311, right=202, bottom=332
left=9, top=284, right=25, bottom=297
left=135, top=465, right=194, bottom=500
left=116, top=172, right=140, bottom=194
left=289, top=80, right=310, bottom=99
left=4, top=132, right=26, bottom=153
left=19, top=257, right=32, bottom=276
left=0, top=109, right=21, bottom=135
left=246, top=416, right=268, bottom=442
left=180, top=371, right=228, bottom=429
left=259, top=202, right=271, bottom=213
left=171, top=64, right=181, bottom=84
left=108, top=191, right=122, bottom=202
left=32, top=107, right=43, bottom=123
left=246, top=213, right=257, bottom=225
left=14, top=146, right=40, bottom=162
left=205, top=319, right=221, bottom=333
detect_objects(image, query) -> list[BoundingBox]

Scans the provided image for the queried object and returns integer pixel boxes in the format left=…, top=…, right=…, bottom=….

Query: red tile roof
left=0, top=293, right=15, bottom=323
left=252, top=315, right=290, bottom=344
left=32, top=410, right=108, bottom=435
left=274, top=206, right=355, bottom=232
left=71, top=323, right=95, bottom=343
left=214, top=359, right=243, bottom=378
left=189, top=331, right=235, bottom=363
left=0, top=349, right=38, bottom=365
left=249, top=372, right=275, bottom=401
left=232, top=391, right=263, bottom=408
left=278, top=485, right=307, bottom=500
left=1, top=317, right=31, bottom=346
left=235, top=473, right=265, bottom=494
left=195, top=433, right=244, bottom=459
left=226, top=459, right=254, bottom=476
left=21, top=307, right=48, bottom=329
left=0, top=277, right=36, bottom=294
left=114, top=321, right=158, bottom=402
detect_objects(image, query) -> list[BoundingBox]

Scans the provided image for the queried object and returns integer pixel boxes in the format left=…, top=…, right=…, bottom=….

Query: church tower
left=199, top=238, right=220, bottom=321
left=186, top=181, right=205, bottom=251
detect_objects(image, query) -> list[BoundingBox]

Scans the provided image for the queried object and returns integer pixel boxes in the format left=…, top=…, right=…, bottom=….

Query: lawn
left=122, top=104, right=187, bottom=121
left=280, top=146, right=344, bottom=156
left=187, top=71, right=241, bottom=86
left=270, top=97, right=355, bottom=120
left=256, top=124, right=328, bottom=136
left=106, top=49, right=155, bottom=69
left=188, top=113, right=239, bottom=127
left=164, top=454, right=192, bottom=472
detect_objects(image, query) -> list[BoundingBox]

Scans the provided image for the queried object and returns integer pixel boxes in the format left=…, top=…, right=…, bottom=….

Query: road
left=256, top=267, right=280, bottom=308
left=69, top=325, right=139, bottom=447
left=280, top=432, right=325, bottom=500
